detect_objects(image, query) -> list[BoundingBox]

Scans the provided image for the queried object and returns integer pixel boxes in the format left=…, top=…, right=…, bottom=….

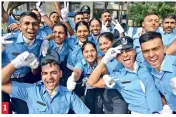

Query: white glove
left=101, top=45, right=122, bottom=64
left=101, top=21, right=110, bottom=33
left=40, top=40, right=49, bottom=56
left=170, top=77, right=176, bottom=95
left=61, top=2, right=69, bottom=22
left=103, top=74, right=116, bottom=88
left=11, top=51, right=39, bottom=69
left=67, top=72, right=76, bottom=91
left=159, top=105, right=173, bottom=114
left=112, top=20, right=124, bottom=33
left=36, top=1, right=46, bottom=16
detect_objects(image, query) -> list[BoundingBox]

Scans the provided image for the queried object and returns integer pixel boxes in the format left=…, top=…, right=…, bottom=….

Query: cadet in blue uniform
left=2, top=50, right=90, bottom=114
left=87, top=36, right=163, bottom=114
left=98, top=32, right=128, bottom=114
left=67, top=42, right=104, bottom=114
left=139, top=32, right=176, bottom=113
left=2, top=11, right=56, bottom=114
left=160, top=14, right=176, bottom=48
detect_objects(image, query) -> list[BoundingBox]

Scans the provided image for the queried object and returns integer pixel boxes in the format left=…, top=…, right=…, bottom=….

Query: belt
left=66, top=63, right=74, bottom=71
left=11, top=74, right=26, bottom=78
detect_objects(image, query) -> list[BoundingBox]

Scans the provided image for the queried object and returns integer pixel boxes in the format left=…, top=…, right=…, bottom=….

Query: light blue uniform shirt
left=161, top=32, right=176, bottom=48
left=7, top=16, right=17, bottom=27
left=109, top=61, right=162, bottom=113
left=3, top=32, right=56, bottom=76
left=10, top=81, right=90, bottom=114
left=150, top=54, right=176, bottom=111
left=40, top=24, right=52, bottom=35
left=50, top=40, right=69, bottom=63
left=66, top=36, right=99, bottom=70
left=75, top=58, right=97, bottom=78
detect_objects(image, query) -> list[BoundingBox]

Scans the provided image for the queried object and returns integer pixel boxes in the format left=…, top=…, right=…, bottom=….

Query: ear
left=59, top=70, right=63, bottom=78
left=142, top=21, right=144, bottom=28
left=18, top=24, right=22, bottom=31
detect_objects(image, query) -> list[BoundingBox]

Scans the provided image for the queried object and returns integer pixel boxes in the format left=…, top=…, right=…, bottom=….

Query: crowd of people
left=1, top=1, right=176, bottom=114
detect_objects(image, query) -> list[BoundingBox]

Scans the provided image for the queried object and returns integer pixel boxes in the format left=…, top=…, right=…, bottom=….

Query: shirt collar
left=16, top=32, right=24, bottom=43
left=160, top=55, right=174, bottom=73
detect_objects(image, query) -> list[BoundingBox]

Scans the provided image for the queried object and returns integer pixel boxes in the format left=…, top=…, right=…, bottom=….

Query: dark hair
left=163, top=14, right=176, bottom=22
left=30, top=8, right=38, bottom=12
left=75, top=21, right=90, bottom=32
left=74, top=12, right=83, bottom=20
left=41, top=59, right=60, bottom=69
left=19, top=11, right=38, bottom=23
left=53, top=23, right=68, bottom=35
left=139, top=32, right=162, bottom=44
left=49, top=11, right=59, bottom=18
left=98, top=32, right=114, bottom=42
left=89, top=18, right=102, bottom=27
left=101, top=9, right=111, bottom=16
left=82, top=41, right=97, bottom=53
left=144, top=12, right=159, bottom=20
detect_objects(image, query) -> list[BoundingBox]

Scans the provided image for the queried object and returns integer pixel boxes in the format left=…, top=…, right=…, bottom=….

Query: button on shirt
left=10, top=80, right=90, bottom=114
left=109, top=61, right=162, bottom=113
left=150, top=54, right=176, bottom=111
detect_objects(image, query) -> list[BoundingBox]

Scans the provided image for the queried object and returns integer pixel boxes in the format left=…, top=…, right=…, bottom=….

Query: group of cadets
left=1, top=1, right=176, bottom=114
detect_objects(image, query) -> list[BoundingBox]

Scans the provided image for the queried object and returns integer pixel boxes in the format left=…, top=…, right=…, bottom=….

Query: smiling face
left=89, top=19, right=102, bottom=36
left=82, top=43, right=97, bottom=64
left=141, top=37, right=165, bottom=69
left=162, top=18, right=176, bottom=33
left=116, top=49, right=136, bottom=69
left=41, top=63, right=62, bottom=91
left=142, top=14, right=159, bottom=32
left=49, top=13, right=60, bottom=25
left=99, top=36, right=112, bottom=54
left=76, top=25, right=89, bottom=43
left=74, top=14, right=84, bottom=24
left=53, top=25, right=67, bottom=45
left=19, top=16, right=39, bottom=40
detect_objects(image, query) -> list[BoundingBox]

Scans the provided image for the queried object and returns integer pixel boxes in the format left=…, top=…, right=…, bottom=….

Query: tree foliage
left=128, top=2, right=176, bottom=26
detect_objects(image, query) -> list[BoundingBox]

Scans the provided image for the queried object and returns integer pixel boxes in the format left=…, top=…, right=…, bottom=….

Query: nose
left=29, top=23, right=34, bottom=29
left=122, top=51, right=128, bottom=57
left=148, top=50, right=155, bottom=57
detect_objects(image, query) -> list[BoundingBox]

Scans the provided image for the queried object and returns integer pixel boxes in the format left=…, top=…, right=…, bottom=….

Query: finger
left=1, top=40, right=13, bottom=44
left=66, top=2, right=69, bottom=10
left=115, top=45, right=122, bottom=50
left=105, top=21, right=108, bottom=27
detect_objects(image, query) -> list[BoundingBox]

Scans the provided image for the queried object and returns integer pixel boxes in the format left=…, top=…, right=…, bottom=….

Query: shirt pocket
left=34, top=101, right=47, bottom=113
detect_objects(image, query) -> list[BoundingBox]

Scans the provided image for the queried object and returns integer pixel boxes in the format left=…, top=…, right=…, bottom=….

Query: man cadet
left=139, top=32, right=176, bottom=114
left=80, top=5, right=91, bottom=23
left=2, top=50, right=90, bottom=114
left=160, top=14, right=176, bottom=48
left=2, top=11, right=56, bottom=114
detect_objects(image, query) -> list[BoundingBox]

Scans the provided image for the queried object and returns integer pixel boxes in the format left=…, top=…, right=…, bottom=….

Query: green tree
left=128, top=2, right=176, bottom=26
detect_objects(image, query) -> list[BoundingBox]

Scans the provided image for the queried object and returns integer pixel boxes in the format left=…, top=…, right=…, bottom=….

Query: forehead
left=50, top=13, right=59, bottom=17
left=99, top=36, right=111, bottom=43
left=75, top=14, right=84, bottom=18
left=144, top=15, right=159, bottom=20
left=42, top=64, right=59, bottom=72
left=163, top=18, right=176, bottom=22
left=77, top=25, right=88, bottom=30
left=102, top=12, right=111, bottom=16
left=90, top=20, right=100, bottom=25
left=53, top=25, right=64, bottom=30
left=141, top=38, right=162, bottom=50
left=20, top=16, right=38, bottom=23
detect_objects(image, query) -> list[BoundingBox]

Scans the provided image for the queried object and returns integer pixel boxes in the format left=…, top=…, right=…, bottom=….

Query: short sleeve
left=70, top=92, right=90, bottom=114
left=74, top=61, right=84, bottom=71
left=10, top=81, right=33, bottom=102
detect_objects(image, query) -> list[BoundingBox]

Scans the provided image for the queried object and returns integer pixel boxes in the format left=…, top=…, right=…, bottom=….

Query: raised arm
left=166, top=40, right=176, bottom=55
left=36, top=2, right=54, bottom=28
left=2, top=51, right=39, bottom=94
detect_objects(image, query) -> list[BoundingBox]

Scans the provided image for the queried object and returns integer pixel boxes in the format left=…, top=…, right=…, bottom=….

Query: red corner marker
left=2, top=102, right=9, bottom=114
